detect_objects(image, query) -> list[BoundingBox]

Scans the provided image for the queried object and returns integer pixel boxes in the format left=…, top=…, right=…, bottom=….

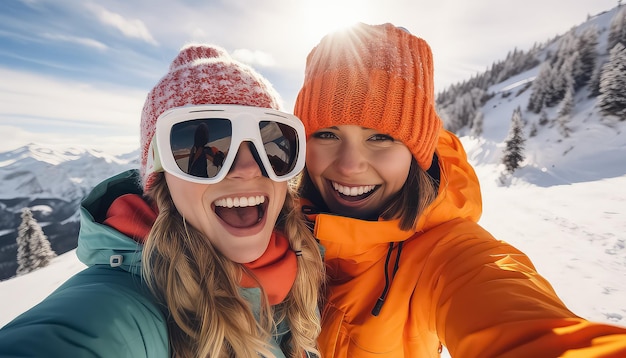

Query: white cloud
left=84, top=3, right=158, bottom=46
left=231, top=48, right=276, bottom=68
left=40, top=33, right=108, bottom=51
left=0, top=67, right=144, bottom=154
left=0, top=125, right=49, bottom=151
left=0, top=124, right=138, bottom=156
left=0, top=68, right=144, bottom=125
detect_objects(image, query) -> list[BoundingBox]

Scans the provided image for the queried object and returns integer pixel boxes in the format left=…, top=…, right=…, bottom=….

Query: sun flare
left=300, top=0, right=373, bottom=41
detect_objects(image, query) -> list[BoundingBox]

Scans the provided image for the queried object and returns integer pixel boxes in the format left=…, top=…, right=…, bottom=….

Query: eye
left=368, top=133, right=395, bottom=142
left=311, top=131, right=338, bottom=140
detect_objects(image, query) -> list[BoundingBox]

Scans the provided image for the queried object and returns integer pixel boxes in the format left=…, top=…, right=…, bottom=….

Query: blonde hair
left=142, top=173, right=323, bottom=357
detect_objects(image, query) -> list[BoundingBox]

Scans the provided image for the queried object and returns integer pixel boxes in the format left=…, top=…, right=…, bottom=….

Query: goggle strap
left=147, top=137, right=164, bottom=174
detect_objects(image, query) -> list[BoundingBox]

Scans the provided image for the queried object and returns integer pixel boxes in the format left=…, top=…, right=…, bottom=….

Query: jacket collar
left=77, top=170, right=145, bottom=275
left=315, top=214, right=413, bottom=244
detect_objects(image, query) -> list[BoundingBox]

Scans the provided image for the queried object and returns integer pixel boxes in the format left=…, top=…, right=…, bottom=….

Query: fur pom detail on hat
left=294, top=23, right=442, bottom=170
left=139, top=44, right=283, bottom=189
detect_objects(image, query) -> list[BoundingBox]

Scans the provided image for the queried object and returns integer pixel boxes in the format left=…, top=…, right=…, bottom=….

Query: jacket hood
left=76, top=170, right=145, bottom=275
left=417, top=129, right=482, bottom=231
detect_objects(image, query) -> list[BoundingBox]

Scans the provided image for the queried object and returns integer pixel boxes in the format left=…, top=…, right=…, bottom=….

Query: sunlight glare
left=300, top=0, right=373, bottom=42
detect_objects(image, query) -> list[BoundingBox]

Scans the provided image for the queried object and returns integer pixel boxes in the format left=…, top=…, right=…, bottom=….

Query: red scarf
left=240, top=231, right=297, bottom=305
left=103, top=194, right=156, bottom=243
left=104, top=194, right=296, bottom=305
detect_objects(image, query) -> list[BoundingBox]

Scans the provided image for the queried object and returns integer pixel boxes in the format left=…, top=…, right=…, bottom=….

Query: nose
left=335, top=140, right=368, bottom=176
left=227, top=142, right=263, bottom=179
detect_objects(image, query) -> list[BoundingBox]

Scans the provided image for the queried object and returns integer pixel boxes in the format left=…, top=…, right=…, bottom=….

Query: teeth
left=332, top=182, right=376, bottom=197
left=214, top=195, right=265, bottom=208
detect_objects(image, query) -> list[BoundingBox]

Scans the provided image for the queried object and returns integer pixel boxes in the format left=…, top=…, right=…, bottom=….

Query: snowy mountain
left=0, top=144, right=138, bottom=280
left=0, top=143, right=138, bottom=199
left=436, top=6, right=626, bottom=186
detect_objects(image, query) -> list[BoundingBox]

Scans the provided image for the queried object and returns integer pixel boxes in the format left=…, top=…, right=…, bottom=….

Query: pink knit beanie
left=140, top=44, right=283, bottom=189
left=294, top=23, right=442, bottom=170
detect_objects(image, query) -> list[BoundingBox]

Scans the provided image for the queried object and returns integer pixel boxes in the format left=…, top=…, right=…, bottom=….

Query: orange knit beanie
left=294, top=23, right=442, bottom=170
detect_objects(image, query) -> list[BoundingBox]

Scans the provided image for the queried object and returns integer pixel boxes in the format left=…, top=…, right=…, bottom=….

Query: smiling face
left=166, top=142, right=287, bottom=263
left=306, top=125, right=412, bottom=220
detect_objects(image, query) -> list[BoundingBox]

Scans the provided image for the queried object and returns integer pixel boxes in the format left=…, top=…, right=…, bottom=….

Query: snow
left=30, top=205, right=53, bottom=215
left=473, top=164, right=626, bottom=325
left=0, top=250, right=87, bottom=326
left=0, top=143, right=137, bottom=200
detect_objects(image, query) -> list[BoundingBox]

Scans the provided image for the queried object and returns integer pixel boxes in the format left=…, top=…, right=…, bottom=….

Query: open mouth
left=213, top=195, right=267, bottom=228
left=331, top=181, right=378, bottom=202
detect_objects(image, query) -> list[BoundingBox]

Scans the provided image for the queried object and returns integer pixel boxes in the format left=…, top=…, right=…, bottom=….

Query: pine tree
left=576, top=26, right=599, bottom=89
left=588, top=59, right=605, bottom=98
left=559, top=73, right=575, bottom=116
left=527, top=63, right=551, bottom=113
left=16, top=208, right=57, bottom=276
left=598, top=43, right=626, bottom=121
left=557, top=77, right=575, bottom=137
left=470, top=111, right=484, bottom=138
left=607, top=6, right=626, bottom=52
left=502, top=106, right=526, bottom=173
left=545, top=61, right=568, bottom=107
left=529, top=122, right=538, bottom=137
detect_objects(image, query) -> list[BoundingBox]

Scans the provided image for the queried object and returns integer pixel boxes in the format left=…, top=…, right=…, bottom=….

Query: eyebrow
left=319, top=126, right=381, bottom=134
left=322, top=126, right=371, bottom=130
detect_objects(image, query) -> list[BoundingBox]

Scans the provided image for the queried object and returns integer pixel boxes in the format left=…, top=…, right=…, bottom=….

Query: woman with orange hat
left=295, top=22, right=626, bottom=357
left=0, top=44, right=323, bottom=358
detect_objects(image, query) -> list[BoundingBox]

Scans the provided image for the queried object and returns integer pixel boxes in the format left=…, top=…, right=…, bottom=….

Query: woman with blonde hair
left=0, top=44, right=323, bottom=358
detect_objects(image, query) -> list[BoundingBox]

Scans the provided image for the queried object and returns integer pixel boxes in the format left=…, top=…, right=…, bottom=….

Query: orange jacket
left=306, top=130, right=626, bottom=357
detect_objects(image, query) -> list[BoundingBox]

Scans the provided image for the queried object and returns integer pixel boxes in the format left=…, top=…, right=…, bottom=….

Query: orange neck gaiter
left=104, top=194, right=296, bottom=305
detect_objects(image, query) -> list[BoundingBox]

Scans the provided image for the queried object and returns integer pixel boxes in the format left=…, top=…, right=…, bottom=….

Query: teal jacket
left=0, top=170, right=293, bottom=358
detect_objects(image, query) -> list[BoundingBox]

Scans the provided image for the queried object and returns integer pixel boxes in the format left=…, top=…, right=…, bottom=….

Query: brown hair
left=299, top=157, right=439, bottom=231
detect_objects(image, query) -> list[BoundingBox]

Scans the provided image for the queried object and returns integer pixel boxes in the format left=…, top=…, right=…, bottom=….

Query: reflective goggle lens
left=169, top=118, right=299, bottom=179
left=259, top=120, right=299, bottom=176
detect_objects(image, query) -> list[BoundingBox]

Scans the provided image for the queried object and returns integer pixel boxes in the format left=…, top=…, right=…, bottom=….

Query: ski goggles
left=146, top=104, right=306, bottom=184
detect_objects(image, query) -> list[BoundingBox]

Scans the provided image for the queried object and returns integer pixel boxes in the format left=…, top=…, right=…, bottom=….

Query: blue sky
left=0, top=0, right=619, bottom=154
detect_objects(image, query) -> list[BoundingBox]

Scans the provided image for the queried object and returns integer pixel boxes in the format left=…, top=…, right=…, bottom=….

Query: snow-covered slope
left=0, top=144, right=137, bottom=280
